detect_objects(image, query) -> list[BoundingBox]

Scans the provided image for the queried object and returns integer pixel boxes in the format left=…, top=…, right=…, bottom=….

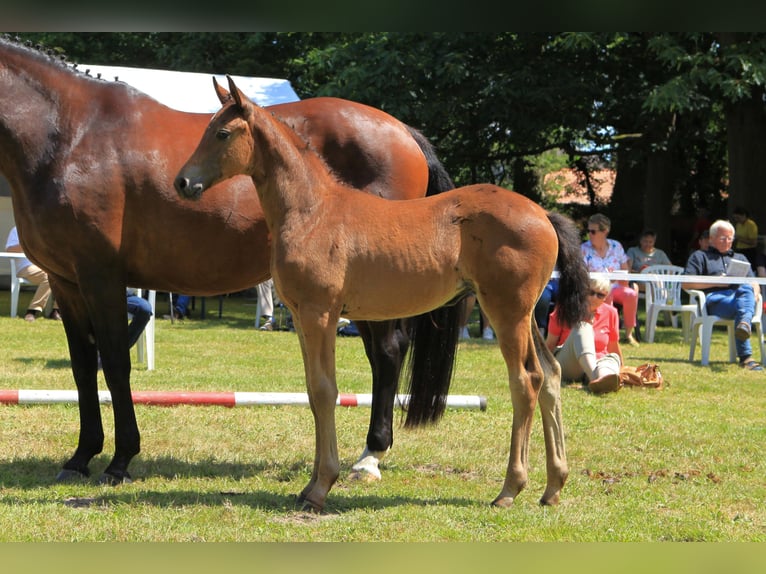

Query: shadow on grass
left=0, top=455, right=479, bottom=513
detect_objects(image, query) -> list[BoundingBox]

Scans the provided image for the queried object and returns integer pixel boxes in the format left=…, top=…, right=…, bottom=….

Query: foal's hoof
left=490, top=495, right=515, bottom=508
left=539, top=493, right=561, bottom=506
left=56, top=468, right=89, bottom=483
left=296, top=493, right=324, bottom=514
left=98, top=471, right=133, bottom=486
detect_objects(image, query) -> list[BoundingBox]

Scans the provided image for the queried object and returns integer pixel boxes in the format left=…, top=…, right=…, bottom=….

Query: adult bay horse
left=0, top=37, right=460, bottom=485
left=175, top=76, right=590, bottom=511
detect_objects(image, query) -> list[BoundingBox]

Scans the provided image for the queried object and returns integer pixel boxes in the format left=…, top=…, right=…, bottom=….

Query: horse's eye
left=216, top=130, right=230, bottom=141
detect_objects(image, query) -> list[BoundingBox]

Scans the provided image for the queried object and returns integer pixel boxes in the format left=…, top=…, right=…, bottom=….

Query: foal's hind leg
left=531, top=326, right=568, bottom=505
left=490, top=322, right=540, bottom=507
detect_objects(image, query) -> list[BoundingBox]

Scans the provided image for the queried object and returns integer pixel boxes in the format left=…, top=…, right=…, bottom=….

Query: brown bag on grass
left=619, top=363, right=664, bottom=389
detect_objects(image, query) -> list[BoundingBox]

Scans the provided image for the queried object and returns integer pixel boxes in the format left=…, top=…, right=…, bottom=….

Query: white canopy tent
left=75, top=63, right=300, bottom=112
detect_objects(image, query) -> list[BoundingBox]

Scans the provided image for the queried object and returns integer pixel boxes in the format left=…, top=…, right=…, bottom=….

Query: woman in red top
left=545, top=273, right=624, bottom=393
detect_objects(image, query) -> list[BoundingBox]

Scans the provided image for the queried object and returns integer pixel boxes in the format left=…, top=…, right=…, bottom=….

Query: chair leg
left=700, top=323, right=713, bottom=366
left=689, top=323, right=700, bottom=362
left=646, top=307, right=658, bottom=343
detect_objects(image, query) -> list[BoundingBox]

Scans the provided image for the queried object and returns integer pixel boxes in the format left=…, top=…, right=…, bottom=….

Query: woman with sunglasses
left=545, top=273, right=624, bottom=393
left=581, top=213, right=640, bottom=346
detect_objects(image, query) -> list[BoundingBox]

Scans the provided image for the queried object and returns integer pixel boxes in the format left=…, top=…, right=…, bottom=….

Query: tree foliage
left=13, top=32, right=766, bottom=259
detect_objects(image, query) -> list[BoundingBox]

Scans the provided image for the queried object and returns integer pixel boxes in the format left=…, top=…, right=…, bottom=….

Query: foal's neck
left=249, top=107, right=337, bottom=223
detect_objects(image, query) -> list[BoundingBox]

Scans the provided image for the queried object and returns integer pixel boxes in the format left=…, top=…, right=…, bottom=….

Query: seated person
left=731, top=206, right=758, bottom=269
left=684, top=219, right=763, bottom=371
left=126, top=288, right=153, bottom=349
left=627, top=228, right=672, bottom=273
left=5, top=226, right=61, bottom=322
left=257, top=278, right=275, bottom=331
left=545, top=273, right=624, bottom=393
left=459, top=292, right=494, bottom=340
left=581, top=213, right=639, bottom=346
left=697, top=229, right=710, bottom=252
left=172, top=294, right=191, bottom=319
left=534, top=277, right=558, bottom=337
left=98, top=289, right=153, bottom=370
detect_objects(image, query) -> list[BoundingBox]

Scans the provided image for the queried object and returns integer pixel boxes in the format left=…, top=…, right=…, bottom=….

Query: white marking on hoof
left=350, top=447, right=389, bottom=481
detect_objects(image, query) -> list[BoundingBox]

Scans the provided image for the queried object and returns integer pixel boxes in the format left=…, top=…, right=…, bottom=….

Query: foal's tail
left=402, top=125, right=462, bottom=428
left=547, top=211, right=590, bottom=328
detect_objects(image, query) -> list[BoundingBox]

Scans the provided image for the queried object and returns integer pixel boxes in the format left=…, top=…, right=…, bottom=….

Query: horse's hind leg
left=350, top=319, right=409, bottom=481
left=532, top=326, right=568, bottom=505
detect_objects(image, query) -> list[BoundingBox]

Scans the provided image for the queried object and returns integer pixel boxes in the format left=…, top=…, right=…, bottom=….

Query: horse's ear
left=213, top=76, right=231, bottom=105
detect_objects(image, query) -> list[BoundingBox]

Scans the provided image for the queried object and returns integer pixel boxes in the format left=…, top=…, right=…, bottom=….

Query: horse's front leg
left=94, top=288, right=140, bottom=485
left=491, top=325, right=539, bottom=508
left=50, top=278, right=104, bottom=482
left=293, top=311, right=342, bottom=512
left=66, top=277, right=139, bottom=485
left=350, top=319, right=409, bottom=481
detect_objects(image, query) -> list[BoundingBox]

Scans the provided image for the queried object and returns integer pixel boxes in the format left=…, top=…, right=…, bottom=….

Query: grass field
left=1, top=289, right=765, bottom=542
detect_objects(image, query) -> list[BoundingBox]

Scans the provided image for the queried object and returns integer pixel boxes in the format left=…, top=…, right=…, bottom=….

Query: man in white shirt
left=5, top=226, right=61, bottom=322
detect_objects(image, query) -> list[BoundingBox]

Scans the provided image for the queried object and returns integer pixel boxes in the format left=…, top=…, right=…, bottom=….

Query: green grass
left=1, top=290, right=765, bottom=541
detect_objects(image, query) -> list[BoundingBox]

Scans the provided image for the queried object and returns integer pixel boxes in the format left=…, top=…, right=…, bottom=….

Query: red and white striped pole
left=0, top=390, right=487, bottom=410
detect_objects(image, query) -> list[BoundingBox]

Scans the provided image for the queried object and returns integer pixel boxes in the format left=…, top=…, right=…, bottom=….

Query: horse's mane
left=1, top=34, right=179, bottom=110
left=1, top=34, right=71, bottom=69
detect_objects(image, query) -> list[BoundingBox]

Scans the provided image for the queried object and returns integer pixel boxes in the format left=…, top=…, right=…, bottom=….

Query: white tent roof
left=79, top=63, right=300, bottom=112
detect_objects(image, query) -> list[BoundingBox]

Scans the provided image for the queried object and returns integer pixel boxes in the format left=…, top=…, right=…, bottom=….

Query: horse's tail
left=406, top=125, right=455, bottom=197
left=401, top=125, right=461, bottom=428
left=547, top=211, right=590, bottom=328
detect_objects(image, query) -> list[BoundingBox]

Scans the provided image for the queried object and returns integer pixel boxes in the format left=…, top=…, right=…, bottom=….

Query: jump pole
left=0, top=390, right=487, bottom=410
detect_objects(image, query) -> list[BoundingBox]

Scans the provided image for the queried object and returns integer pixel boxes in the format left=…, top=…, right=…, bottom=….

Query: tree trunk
left=643, top=148, right=676, bottom=254
left=610, top=150, right=646, bottom=245
left=725, top=88, right=766, bottom=232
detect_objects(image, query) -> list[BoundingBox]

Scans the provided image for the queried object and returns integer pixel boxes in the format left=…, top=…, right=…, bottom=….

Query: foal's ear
left=212, top=76, right=231, bottom=105
left=226, top=74, right=255, bottom=114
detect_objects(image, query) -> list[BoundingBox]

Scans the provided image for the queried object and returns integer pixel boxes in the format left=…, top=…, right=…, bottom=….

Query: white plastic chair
left=686, top=288, right=764, bottom=366
left=10, top=263, right=31, bottom=318
left=641, top=265, right=698, bottom=343
left=132, top=289, right=156, bottom=371
left=8, top=255, right=52, bottom=317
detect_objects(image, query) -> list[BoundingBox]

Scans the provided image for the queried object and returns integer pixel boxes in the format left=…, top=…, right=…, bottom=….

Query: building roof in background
left=543, top=168, right=615, bottom=205
left=79, top=63, right=300, bottom=112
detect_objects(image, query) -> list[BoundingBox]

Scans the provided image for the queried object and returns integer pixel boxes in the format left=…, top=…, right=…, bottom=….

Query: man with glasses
left=684, top=219, right=763, bottom=371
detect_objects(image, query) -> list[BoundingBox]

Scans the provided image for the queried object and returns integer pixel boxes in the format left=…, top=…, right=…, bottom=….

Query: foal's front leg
left=293, top=312, right=342, bottom=512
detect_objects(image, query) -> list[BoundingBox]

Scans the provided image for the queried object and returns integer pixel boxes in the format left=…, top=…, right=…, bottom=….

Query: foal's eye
left=216, top=130, right=230, bottom=141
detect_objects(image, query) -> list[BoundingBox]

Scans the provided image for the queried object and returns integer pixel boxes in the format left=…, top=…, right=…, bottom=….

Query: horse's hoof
left=348, top=470, right=380, bottom=483
left=491, top=496, right=515, bottom=508
left=98, top=472, right=133, bottom=486
left=56, top=468, right=89, bottom=483
left=539, top=493, right=561, bottom=506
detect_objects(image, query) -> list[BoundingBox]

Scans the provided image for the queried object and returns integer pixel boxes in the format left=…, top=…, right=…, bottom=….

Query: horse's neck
left=0, top=43, right=81, bottom=184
